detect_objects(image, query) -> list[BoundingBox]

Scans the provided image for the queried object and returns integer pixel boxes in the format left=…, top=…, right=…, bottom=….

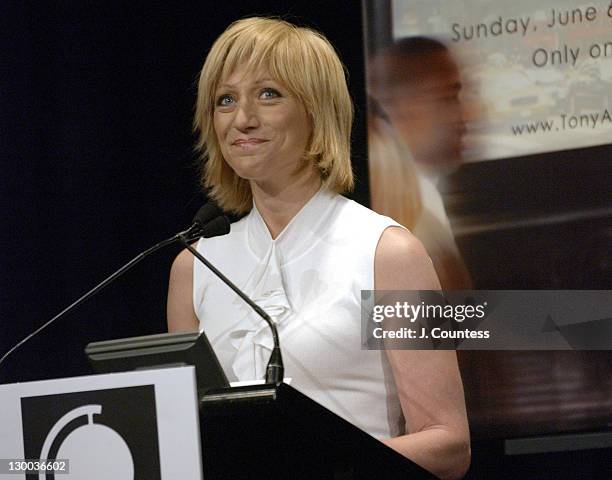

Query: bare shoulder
left=374, top=226, right=441, bottom=290
left=170, top=247, right=195, bottom=278
left=167, top=247, right=199, bottom=332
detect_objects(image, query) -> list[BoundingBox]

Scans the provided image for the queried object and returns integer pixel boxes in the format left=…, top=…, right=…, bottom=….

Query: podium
left=82, top=330, right=435, bottom=478
left=0, top=348, right=435, bottom=480
left=1, top=370, right=435, bottom=479
left=200, top=382, right=435, bottom=479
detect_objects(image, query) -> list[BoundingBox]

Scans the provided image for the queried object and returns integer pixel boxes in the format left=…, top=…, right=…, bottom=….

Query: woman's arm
left=167, top=248, right=199, bottom=332
left=374, top=226, right=471, bottom=480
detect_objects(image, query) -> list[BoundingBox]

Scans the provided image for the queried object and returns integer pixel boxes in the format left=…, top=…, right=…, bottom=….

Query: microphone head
left=193, top=202, right=223, bottom=227
left=182, top=201, right=229, bottom=241
left=201, top=215, right=230, bottom=238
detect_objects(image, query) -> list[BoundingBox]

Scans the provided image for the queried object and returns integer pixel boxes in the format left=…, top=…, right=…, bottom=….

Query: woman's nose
left=233, top=101, right=260, bottom=131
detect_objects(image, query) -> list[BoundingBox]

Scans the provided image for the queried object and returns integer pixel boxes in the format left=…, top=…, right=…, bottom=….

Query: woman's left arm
left=374, top=226, right=471, bottom=480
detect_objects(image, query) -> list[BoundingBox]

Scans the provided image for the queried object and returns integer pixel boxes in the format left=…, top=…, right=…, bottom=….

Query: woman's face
left=213, top=66, right=312, bottom=187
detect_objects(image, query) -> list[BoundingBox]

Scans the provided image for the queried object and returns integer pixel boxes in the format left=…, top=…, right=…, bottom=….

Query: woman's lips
left=232, top=138, right=268, bottom=146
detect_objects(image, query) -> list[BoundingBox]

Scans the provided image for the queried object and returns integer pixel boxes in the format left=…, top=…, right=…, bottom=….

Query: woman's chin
left=227, top=158, right=267, bottom=180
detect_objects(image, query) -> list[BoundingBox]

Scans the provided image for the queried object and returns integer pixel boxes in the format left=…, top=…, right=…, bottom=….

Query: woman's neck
left=251, top=167, right=322, bottom=240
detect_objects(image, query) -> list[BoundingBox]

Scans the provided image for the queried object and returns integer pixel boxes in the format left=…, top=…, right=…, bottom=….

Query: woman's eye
left=260, top=88, right=280, bottom=100
left=216, top=94, right=234, bottom=107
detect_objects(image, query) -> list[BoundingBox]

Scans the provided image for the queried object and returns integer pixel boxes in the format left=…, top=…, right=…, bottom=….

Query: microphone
left=195, top=215, right=230, bottom=239
left=0, top=202, right=225, bottom=370
left=182, top=202, right=226, bottom=241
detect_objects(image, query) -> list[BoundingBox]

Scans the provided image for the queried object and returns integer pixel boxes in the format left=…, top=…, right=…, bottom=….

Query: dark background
left=0, top=1, right=369, bottom=383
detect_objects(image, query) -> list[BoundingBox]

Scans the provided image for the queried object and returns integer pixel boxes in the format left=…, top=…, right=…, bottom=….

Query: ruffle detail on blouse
left=229, top=242, right=292, bottom=380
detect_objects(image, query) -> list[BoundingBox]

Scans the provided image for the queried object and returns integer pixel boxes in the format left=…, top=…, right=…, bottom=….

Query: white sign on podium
left=0, top=366, right=202, bottom=479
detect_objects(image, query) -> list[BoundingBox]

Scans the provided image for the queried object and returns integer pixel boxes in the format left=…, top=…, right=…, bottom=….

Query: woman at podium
left=167, top=17, right=470, bottom=480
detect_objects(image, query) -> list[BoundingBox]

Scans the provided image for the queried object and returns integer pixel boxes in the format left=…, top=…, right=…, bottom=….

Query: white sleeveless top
left=193, top=187, right=404, bottom=438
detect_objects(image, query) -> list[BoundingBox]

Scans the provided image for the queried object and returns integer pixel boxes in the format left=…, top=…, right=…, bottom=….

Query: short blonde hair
left=194, top=17, right=354, bottom=214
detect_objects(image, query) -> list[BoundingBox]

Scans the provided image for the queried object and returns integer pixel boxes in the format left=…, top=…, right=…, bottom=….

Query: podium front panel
left=0, top=366, right=202, bottom=480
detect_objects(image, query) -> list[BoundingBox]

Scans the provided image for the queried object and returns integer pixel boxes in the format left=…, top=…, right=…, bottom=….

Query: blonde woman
left=167, top=17, right=470, bottom=479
